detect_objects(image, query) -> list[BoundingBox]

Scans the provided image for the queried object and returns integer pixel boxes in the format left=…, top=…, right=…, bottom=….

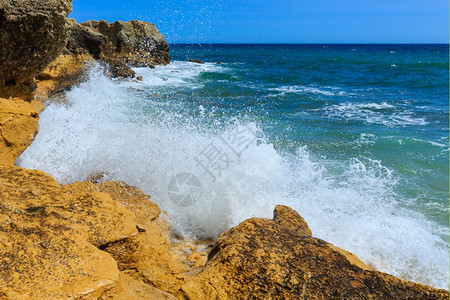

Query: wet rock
left=35, top=52, right=95, bottom=99
left=103, top=56, right=136, bottom=78
left=188, top=59, right=205, bottom=64
left=182, top=205, right=449, bottom=300
left=0, top=0, right=72, bottom=93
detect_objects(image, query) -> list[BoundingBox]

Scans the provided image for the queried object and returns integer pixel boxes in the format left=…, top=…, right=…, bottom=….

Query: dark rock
left=66, top=19, right=170, bottom=79
left=83, top=19, right=171, bottom=66
left=0, top=0, right=72, bottom=93
left=188, top=59, right=205, bottom=64
left=66, top=18, right=109, bottom=59
left=182, top=205, right=449, bottom=300
left=102, top=56, right=136, bottom=78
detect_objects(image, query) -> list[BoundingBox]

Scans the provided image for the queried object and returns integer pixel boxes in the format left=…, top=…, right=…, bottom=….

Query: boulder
left=182, top=205, right=449, bottom=300
left=0, top=0, right=72, bottom=93
left=0, top=165, right=134, bottom=298
left=188, top=59, right=204, bottom=64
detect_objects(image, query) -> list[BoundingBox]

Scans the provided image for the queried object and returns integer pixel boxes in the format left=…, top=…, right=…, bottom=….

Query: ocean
left=18, top=44, right=449, bottom=288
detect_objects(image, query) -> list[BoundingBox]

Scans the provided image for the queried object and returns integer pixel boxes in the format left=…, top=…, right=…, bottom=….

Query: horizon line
left=168, top=42, right=449, bottom=45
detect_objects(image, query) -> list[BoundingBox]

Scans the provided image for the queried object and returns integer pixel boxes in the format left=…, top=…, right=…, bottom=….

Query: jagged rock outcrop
left=82, top=19, right=170, bottom=66
left=0, top=2, right=171, bottom=164
left=182, top=205, right=449, bottom=300
left=66, top=18, right=110, bottom=59
left=0, top=0, right=72, bottom=93
left=0, top=165, right=179, bottom=299
left=66, top=19, right=171, bottom=78
left=0, top=1, right=170, bottom=92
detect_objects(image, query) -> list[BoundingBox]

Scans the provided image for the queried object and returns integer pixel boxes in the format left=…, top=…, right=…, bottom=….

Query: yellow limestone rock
left=0, top=97, right=44, bottom=166
left=99, top=272, right=177, bottom=300
left=34, top=52, right=95, bottom=100
left=0, top=164, right=191, bottom=299
left=65, top=181, right=191, bottom=298
left=182, top=205, right=449, bottom=300
left=0, top=52, right=93, bottom=167
left=0, top=165, right=138, bottom=299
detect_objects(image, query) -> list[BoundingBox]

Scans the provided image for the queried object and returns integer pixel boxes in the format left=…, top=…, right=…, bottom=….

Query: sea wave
left=324, top=102, right=428, bottom=126
left=17, top=64, right=449, bottom=289
left=130, top=60, right=226, bottom=90
left=268, top=85, right=350, bottom=97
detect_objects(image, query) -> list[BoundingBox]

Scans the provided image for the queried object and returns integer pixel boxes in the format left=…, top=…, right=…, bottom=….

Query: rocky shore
left=0, top=0, right=448, bottom=299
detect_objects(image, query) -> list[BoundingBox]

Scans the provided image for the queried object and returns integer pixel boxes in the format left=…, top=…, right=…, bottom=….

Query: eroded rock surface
left=0, top=1, right=170, bottom=91
left=83, top=19, right=170, bottom=66
left=0, top=0, right=72, bottom=93
left=0, top=165, right=181, bottom=299
left=65, top=181, right=196, bottom=298
left=0, top=97, right=44, bottom=165
left=182, top=205, right=449, bottom=300
left=67, top=19, right=171, bottom=78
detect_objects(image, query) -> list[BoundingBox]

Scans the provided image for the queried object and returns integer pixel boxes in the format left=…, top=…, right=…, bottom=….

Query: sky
left=70, top=0, right=449, bottom=44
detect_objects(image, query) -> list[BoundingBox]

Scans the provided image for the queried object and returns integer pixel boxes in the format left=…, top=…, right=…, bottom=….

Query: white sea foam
left=126, top=60, right=225, bottom=90
left=17, top=63, right=449, bottom=289
left=411, top=138, right=448, bottom=149
left=355, top=133, right=377, bottom=146
left=324, top=102, right=429, bottom=126
left=268, top=85, right=348, bottom=97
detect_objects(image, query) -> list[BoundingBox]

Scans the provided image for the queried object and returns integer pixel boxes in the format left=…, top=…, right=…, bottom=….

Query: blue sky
left=70, top=0, right=449, bottom=43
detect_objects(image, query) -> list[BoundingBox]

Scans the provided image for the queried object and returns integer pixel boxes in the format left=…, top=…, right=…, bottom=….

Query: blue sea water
left=170, top=44, right=449, bottom=225
left=18, top=44, right=449, bottom=288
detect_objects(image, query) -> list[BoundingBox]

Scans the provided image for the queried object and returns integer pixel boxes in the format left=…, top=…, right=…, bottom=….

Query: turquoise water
left=171, top=44, right=449, bottom=229
left=18, top=44, right=449, bottom=288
